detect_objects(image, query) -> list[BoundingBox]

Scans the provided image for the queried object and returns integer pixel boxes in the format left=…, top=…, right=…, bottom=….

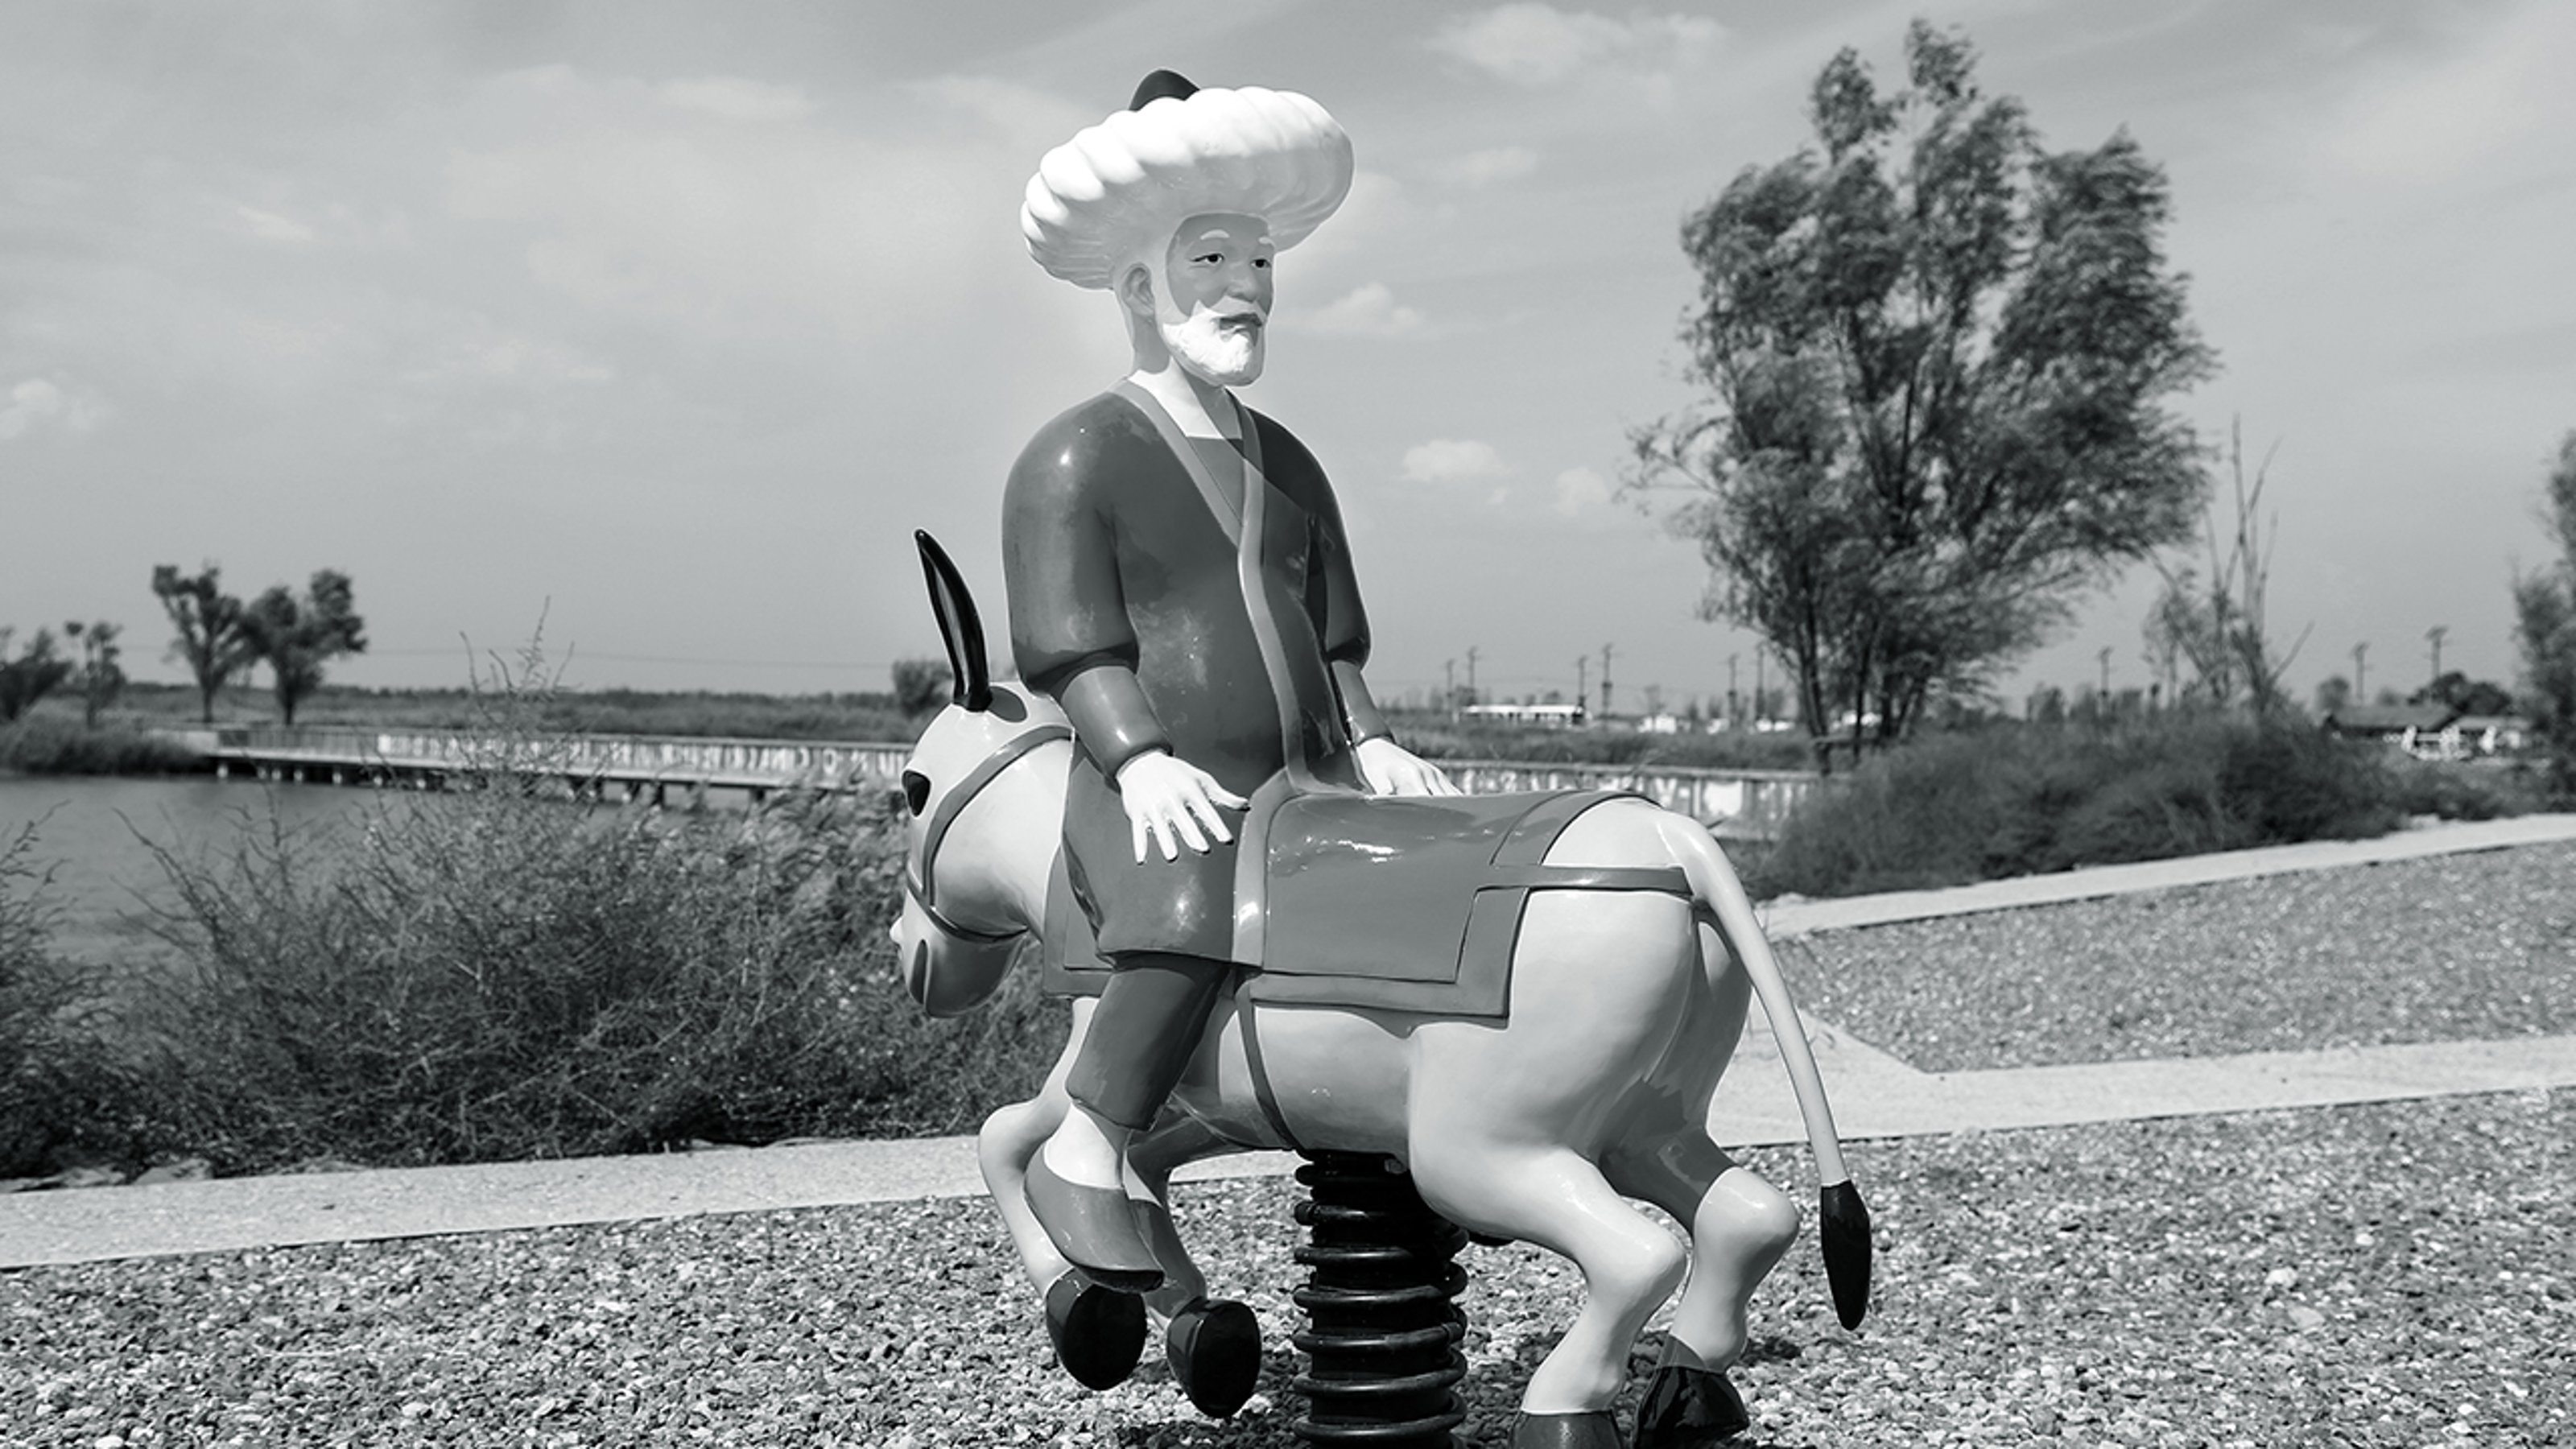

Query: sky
left=5, top=0, right=2574, bottom=717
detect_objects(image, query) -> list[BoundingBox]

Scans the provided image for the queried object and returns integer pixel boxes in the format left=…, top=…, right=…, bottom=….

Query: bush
left=120, top=769, right=1066, bottom=1173
left=0, top=828, right=155, bottom=1179
left=94, top=650, right=1064, bottom=1175
left=1753, top=715, right=2452, bottom=898
left=0, top=715, right=206, bottom=774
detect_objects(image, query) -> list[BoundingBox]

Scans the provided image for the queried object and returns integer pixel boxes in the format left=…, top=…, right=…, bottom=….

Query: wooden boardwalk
left=152, top=726, right=1820, bottom=832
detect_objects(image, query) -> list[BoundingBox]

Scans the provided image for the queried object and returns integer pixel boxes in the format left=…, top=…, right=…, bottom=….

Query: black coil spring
left=1289, top=1151, right=1470, bottom=1447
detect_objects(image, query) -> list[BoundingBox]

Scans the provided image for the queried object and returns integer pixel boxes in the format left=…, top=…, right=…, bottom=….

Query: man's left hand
left=1356, top=737, right=1461, bottom=798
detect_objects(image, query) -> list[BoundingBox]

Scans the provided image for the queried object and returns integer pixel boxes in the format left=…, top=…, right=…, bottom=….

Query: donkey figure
left=893, top=534, right=1870, bottom=1449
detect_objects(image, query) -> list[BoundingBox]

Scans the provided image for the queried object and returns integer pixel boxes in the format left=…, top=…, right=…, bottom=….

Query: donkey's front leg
left=1129, top=1113, right=1264, bottom=1418
left=980, top=1004, right=1148, bottom=1390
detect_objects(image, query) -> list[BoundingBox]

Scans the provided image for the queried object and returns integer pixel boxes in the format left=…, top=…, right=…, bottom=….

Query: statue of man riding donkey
left=894, top=71, right=1873, bottom=1449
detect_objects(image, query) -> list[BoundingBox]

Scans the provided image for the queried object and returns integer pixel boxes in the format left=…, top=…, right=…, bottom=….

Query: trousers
left=1064, top=951, right=1232, bottom=1131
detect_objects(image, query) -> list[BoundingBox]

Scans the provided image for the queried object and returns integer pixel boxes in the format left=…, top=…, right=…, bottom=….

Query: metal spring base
left=1290, top=1152, right=1470, bottom=1447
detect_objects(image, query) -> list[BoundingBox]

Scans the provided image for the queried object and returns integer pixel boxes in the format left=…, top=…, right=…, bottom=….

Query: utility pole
left=1575, top=655, right=1589, bottom=720
left=1600, top=642, right=1614, bottom=719
left=1727, top=653, right=1740, bottom=729
left=2426, top=625, right=2447, bottom=688
left=1753, top=650, right=1767, bottom=729
left=2353, top=642, right=2368, bottom=701
left=1463, top=646, right=1480, bottom=707
left=2098, top=646, right=2112, bottom=701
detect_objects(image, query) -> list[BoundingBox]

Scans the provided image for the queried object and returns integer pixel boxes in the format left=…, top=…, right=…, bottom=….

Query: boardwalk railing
left=159, top=728, right=1821, bottom=836
left=1435, top=759, right=1817, bottom=840
left=175, top=726, right=913, bottom=804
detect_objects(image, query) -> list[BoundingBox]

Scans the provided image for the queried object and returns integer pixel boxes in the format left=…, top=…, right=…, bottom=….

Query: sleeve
left=1002, top=424, right=1171, bottom=774
left=1307, top=463, right=1389, bottom=744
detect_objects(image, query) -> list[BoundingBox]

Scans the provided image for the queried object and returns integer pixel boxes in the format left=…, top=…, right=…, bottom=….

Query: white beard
left=1162, top=307, right=1265, bottom=387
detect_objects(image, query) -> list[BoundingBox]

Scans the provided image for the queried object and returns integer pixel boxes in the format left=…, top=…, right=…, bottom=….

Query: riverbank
left=7, top=818, right=2570, bottom=1445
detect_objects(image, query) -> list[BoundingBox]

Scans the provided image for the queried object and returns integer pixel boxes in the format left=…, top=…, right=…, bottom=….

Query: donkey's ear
left=915, top=530, right=993, bottom=712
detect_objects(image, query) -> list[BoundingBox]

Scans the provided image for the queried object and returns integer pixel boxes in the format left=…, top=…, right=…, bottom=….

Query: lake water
left=0, top=773, right=381, bottom=964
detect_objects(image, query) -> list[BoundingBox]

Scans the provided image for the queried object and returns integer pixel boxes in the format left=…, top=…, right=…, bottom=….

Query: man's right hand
left=1114, top=750, right=1249, bottom=862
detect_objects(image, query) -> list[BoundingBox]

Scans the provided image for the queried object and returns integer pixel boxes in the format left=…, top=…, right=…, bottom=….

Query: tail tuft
left=1819, top=1179, right=1873, bottom=1330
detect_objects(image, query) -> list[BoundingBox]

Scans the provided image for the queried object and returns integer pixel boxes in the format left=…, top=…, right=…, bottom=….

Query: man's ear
left=1117, top=262, right=1155, bottom=320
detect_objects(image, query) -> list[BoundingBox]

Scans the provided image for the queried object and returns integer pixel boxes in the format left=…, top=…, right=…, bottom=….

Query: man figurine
left=1005, top=71, right=1456, bottom=1287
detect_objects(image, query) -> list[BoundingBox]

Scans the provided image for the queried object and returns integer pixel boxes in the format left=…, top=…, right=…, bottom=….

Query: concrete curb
left=1760, top=812, right=2576, bottom=938
left=12, top=1025, right=2571, bottom=1269
left=10, top=815, right=2574, bottom=1269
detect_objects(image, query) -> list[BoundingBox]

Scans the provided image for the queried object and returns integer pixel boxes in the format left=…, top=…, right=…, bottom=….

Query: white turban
left=1020, top=76, right=1354, bottom=291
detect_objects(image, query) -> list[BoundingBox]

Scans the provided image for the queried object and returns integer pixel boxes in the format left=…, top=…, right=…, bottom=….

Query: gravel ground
left=6, top=1089, right=2569, bottom=1447
left=1779, top=843, right=2576, bottom=1072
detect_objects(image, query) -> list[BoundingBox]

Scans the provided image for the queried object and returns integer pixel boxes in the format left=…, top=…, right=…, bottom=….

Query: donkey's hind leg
left=1608, top=1129, right=1798, bottom=1446
left=1411, top=1140, right=1688, bottom=1435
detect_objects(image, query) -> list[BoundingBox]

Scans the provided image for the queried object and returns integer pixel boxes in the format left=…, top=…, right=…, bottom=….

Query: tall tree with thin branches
left=1630, top=21, right=2214, bottom=751
left=239, top=570, right=368, bottom=726
left=152, top=564, right=254, bottom=724
left=2512, top=431, right=2576, bottom=796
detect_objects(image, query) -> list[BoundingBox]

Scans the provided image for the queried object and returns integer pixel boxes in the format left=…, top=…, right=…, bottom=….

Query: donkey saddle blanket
left=1042, top=787, right=1690, bottom=1020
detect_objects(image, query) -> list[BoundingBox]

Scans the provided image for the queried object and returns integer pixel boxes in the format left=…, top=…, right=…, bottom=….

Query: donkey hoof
left=1635, top=1364, right=1749, bottom=1446
left=1511, top=1409, right=1624, bottom=1449
left=1165, top=1297, right=1262, bottom=1418
left=1043, top=1272, right=1145, bottom=1390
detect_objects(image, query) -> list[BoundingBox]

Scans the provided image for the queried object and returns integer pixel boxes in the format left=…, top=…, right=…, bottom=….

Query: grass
left=2, top=687, right=2541, bottom=1179
left=1751, top=712, right=2526, bottom=898
left=77, top=680, right=922, bottom=742
left=0, top=828, right=150, bottom=1177
left=0, top=715, right=207, bottom=775
left=0, top=657, right=1064, bottom=1180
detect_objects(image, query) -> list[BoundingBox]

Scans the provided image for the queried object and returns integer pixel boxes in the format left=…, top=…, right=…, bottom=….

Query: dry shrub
left=1752, top=716, right=2475, bottom=899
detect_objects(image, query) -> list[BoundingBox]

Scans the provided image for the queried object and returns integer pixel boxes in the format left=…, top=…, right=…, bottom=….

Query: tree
left=2512, top=432, right=2576, bottom=795
left=238, top=570, right=367, bottom=726
left=1629, top=21, right=2212, bottom=753
left=2409, top=671, right=2515, bottom=716
left=64, top=621, right=126, bottom=728
left=152, top=564, right=254, bottom=724
left=890, top=657, right=955, bottom=716
left=2140, top=423, right=2308, bottom=716
left=0, top=627, right=74, bottom=724
left=2313, top=675, right=2353, bottom=716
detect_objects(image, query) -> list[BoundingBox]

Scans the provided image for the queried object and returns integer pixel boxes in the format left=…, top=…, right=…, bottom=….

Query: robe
left=1003, top=383, right=1385, bottom=961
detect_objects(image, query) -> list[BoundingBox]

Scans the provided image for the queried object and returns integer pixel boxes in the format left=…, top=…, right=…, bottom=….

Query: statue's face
left=1158, top=212, right=1274, bottom=386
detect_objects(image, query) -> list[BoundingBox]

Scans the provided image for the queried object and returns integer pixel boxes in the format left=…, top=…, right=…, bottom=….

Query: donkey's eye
left=902, top=770, right=931, bottom=817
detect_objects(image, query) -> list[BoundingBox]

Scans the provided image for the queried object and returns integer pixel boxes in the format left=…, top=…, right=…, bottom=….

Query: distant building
left=1462, top=701, right=1586, bottom=729
left=2322, top=702, right=2454, bottom=740
left=2322, top=703, right=2533, bottom=761
left=2445, top=714, right=2534, bottom=758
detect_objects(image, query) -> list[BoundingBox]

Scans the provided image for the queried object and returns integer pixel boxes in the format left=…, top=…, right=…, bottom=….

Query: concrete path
left=10, top=814, right=2574, bottom=1270
left=1758, top=811, right=2576, bottom=938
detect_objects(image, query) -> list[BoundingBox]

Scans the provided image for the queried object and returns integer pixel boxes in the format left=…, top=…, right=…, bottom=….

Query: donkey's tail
left=1656, top=813, right=1873, bottom=1331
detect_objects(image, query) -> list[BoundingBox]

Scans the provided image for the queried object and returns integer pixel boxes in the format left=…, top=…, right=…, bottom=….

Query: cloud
left=1287, top=282, right=1427, bottom=337
left=2322, top=4, right=2576, bottom=184
left=910, top=74, right=1095, bottom=150
left=1429, top=4, right=1724, bottom=86
left=0, top=377, right=109, bottom=440
left=403, top=330, right=617, bottom=389
left=234, top=204, right=317, bottom=244
left=1553, top=465, right=1612, bottom=515
left=444, top=65, right=1013, bottom=340
left=656, top=76, right=817, bottom=124
left=1402, top=438, right=1508, bottom=483
left=1442, top=145, right=1541, bottom=188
